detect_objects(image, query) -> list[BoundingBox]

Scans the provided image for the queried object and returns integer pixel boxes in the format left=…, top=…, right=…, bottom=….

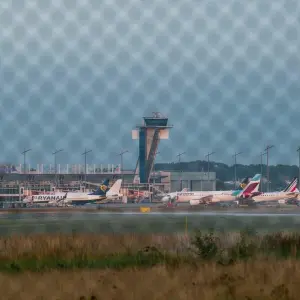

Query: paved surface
left=0, top=204, right=300, bottom=235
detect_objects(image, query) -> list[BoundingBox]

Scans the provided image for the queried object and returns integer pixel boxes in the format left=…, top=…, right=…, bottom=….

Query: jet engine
left=190, top=200, right=200, bottom=206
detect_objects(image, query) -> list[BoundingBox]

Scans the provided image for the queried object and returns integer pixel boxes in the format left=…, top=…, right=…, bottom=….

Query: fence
left=1, top=164, right=123, bottom=175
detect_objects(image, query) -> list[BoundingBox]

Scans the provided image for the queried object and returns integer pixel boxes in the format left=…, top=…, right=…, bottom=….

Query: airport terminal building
left=0, top=164, right=216, bottom=192
left=166, top=171, right=216, bottom=191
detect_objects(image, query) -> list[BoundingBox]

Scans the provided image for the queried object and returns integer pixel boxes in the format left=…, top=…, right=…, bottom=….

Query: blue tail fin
left=89, top=179, right=110, bottom=196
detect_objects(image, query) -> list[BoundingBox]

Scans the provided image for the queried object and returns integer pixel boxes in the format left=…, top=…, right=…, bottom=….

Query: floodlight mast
left=21, top=148, right=32, bottom=174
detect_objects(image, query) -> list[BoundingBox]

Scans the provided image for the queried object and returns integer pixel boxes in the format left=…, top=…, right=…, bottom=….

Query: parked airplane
left=23, top=179, right=110, bottom=205
left=63, top=179, right=123, bottom=205
left=250, top=176, right=298, bottom=204
left=62, top=179, right=110, bottom=200
left=279, top=177, right=299, bottom=205
left=161, top=174, right=261, bottom=205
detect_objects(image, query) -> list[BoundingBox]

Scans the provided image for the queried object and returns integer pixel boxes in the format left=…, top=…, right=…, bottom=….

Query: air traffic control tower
left=132, top=112, right=172, bottom=183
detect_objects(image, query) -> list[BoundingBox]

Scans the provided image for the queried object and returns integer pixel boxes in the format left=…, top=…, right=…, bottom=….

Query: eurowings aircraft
left=161, top=174, right=261, bottom=205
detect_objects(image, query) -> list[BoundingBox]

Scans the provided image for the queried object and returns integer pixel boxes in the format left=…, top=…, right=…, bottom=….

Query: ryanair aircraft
left=23, top=179, right=112, bottom=205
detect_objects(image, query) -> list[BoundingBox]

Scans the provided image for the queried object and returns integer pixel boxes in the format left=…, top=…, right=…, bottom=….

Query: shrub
left=228, top=230, right=258, bottom=261
left=191, top=229, right=220, bottom=260
left=262, top=232, right=300, bottom=258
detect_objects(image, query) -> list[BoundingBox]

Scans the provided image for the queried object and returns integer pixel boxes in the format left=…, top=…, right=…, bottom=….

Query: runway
left=1, top=207, right=300, bottom=235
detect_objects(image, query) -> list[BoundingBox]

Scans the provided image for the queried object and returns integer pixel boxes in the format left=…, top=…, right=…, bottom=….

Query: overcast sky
left=0, top=0, right=299, bottom=167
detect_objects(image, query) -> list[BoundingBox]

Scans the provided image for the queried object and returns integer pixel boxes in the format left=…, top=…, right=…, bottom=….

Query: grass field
left=2, top=261, right=300, bottom=299
left=1, top=231, right=300, bottom=299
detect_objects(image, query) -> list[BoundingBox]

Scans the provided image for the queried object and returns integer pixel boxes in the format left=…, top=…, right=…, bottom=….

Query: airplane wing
left=189, top=195, right=214, bottom=205
left=285, top=192, right=298, bottom=197
left=196, top=195, right=214, bottom=204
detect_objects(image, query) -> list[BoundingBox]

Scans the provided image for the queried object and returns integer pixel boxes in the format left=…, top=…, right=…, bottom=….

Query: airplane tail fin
left=283, top=177, right=298, bottom=192
left=237, top=177, right=251, bottom=190
left=232, top=177, right=251, bottom=194
left=236, top=174, right=261, bottom=198
left=91, top=179, right=110, bottom=196
left=106, top=179, right=122, bottom=197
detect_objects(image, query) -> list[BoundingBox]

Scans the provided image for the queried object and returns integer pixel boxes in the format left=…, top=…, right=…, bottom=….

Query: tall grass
left=0, top=233, right=190, bottom=259
left=1, top=232, right=300, bottom=298
left=0, top=230, right=299, bottom=271
left=1, top=260, right=300, bottom=299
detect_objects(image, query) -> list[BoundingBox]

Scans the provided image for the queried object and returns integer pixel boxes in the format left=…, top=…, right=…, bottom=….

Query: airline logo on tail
left=89, top=179, right=110, bottom=196
left=283, top=177, right=298, bottom=193
left=100, top=184, right=108, bottom=192
left=238, top=177, right=251, bottom=190
left=234, top=174, right=261, bottom=198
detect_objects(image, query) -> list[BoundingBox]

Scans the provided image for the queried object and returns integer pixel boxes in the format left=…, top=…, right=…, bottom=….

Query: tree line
left=155, top=160, right=299, bottom=191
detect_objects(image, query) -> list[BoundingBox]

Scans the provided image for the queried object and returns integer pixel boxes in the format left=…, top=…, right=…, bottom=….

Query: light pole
left=117, top=150, right=128, bottom=186
left=233, top=152, right=242, bottom=189
left=259, top=151, right=266, bottom=192
left=82, top=149, right=92, bottom=185
left=264, top=145, right=274, bottom=192
left=177, top=152, right=185, bottom=191
left=21, top=148, right=31, bottom=174
left=153, top=151, right=160, bottom=184
left=297, top=147, right=300, bottom=191
left=52, top=149, right=63, bottom=185
left=205, top=151, right=215, bottom=181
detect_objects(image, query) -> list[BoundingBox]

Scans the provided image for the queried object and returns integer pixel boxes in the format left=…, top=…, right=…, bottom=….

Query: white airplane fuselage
left=65, top=192, right=104, bottom=200
left=252, top=192, right=296, bottom=202
left=213, top=193, right=239, bottom=202
left=24, top=192, right=105, bottom=205
left=23, top=193, right=67, bottom=204
left=63, top=192, right=106, bottom=205
left=175, top=191, right=234, bottom=203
